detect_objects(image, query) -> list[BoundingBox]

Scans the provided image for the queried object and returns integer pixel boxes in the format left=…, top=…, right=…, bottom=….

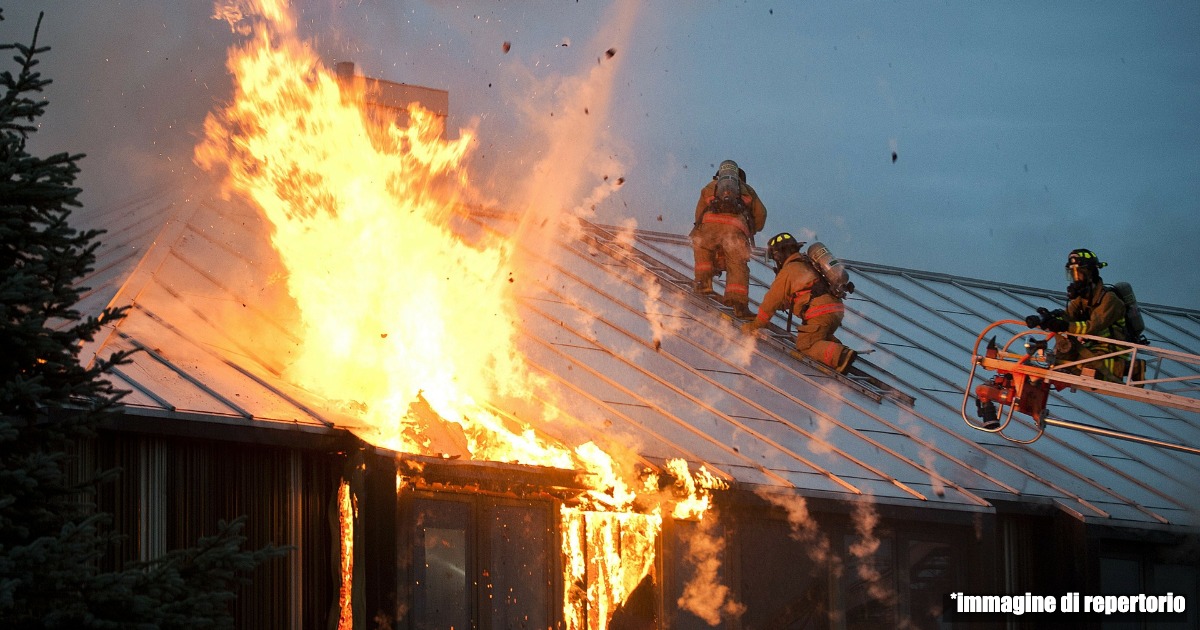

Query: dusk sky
left=7, top=1, right=1200, bottom=310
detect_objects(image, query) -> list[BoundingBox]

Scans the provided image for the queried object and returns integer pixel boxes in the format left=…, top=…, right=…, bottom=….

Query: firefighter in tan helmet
left=690, top=159, right=767, bottom=320
left=742, top=232, right=858, bottom=374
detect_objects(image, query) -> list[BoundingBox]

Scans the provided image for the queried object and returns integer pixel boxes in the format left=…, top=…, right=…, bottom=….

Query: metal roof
left=78, top=189, right=1200, bottom=531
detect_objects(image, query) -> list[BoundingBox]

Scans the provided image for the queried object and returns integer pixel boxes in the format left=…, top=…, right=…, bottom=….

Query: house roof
left=78, top=188, right=1200, bottom=532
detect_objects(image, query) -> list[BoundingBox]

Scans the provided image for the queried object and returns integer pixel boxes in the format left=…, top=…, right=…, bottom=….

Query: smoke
left=757, top=491, right=903, bottom=615
left=500, top=0, right=640, bottom=263
left=755, top=489, right=836, bottom=571
left=804, top=409, right=839, bottom=457
left=609, top=219, right=688, bottom=351
left=712, top=324, right=758, bottom=368
left=675, top=515, right=745, bottom=626
left=848, top=498, right=897, bottom=609
left=892, top=411, right=947, bottom=498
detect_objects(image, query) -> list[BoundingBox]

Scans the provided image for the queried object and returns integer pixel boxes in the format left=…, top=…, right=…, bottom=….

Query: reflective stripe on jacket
left=803, top=301, right=845, bottom=319
left=1065, top=283, right=1126, bottom=342
left=700, top=212, right=751, bottom=237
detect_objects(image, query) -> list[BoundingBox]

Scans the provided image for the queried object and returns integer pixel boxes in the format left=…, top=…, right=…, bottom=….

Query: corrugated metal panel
left=81, top=189, right=1200, bottom=532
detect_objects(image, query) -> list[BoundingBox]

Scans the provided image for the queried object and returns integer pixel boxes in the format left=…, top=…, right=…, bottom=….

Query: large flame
left=197, top=1, right=727, bottom=627
left=196, top=1, right=567, bottom=464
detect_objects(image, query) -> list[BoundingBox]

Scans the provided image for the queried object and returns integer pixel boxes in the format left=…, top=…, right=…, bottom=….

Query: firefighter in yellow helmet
left=1025, top=248, right=1128, bottom=382
left=690, top=159, right=767, bottom=320
left=741, top=232, right=857, bottom=374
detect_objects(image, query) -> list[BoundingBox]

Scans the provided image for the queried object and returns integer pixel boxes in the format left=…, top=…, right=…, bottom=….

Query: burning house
left=65, top=4, right=1200, bottom=630
left=75, top=192, right=1200, bottom=629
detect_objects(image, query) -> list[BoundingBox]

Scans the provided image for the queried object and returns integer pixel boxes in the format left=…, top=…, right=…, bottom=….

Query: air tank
left=1110, top=281, right=1146, bottom=342
left=714, top=160, right=741, bottom=206
left=806, top=242, right=854, bottom=296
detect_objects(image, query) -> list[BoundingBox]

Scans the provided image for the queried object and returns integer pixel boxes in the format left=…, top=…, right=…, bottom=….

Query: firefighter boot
left=730, top=302, right=755, bottom=320
left=694, top=275, right=715, bottom=296
left=836, top=349, right=858, bottom=374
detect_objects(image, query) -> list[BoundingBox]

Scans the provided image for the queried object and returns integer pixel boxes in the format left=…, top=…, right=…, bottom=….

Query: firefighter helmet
left=1065, top=248, right=1106, bottom=283
left=766, top=232, right=802, bottom=272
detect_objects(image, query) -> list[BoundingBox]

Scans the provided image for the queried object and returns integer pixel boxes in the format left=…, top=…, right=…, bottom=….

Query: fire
left=196, top=0, right=560, bottom=462
left=660, top=459, right=728, bottom=520
left=336, top=479, right=355, bottom=630
left=197, top=0, right=728, bottom=627
left=562, top=509, right=661, bottom=630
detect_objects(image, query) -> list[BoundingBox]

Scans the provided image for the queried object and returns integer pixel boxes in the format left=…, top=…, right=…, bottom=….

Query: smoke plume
left=675, top=515, right=745, bottom=626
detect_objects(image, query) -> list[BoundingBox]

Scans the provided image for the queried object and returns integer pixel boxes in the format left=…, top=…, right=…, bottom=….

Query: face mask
left=1067, top=279, right=1092, bottom=299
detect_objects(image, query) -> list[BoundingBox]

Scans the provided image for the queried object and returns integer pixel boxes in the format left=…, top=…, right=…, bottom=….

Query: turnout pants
left=691, top=220, right=751, bottom=307
left=794, top=296, right=854, bottom=371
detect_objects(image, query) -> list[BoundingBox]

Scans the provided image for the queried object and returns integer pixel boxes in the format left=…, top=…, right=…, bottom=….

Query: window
left=412, top=498, right=471, bottom=630
left=839, top=530, right=962, bottom=630
left=736, top=516, right=831, bottom=629
left=841, top=535, right=896, bottom=629
left=903, top=539, right=957, bottom=629
left=484, top=503, right=552, bottom=629
left=404, top=494, right=554, bottom=630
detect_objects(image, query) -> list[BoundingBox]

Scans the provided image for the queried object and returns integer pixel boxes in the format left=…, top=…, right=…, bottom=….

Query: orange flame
left=197, top=1, right=725, bottom=626
left=196, top=1, right=570, bottom=464
left=336, top=479, right=355, bottom=630
left=562, top=509, right=661, bottom=630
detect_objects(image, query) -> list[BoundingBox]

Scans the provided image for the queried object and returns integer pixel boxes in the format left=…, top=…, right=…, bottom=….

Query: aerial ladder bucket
left=961, top=319, right=1200, bottom=455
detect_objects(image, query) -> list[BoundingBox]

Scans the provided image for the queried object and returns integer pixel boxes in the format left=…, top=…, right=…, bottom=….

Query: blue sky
left=7, top=1, right=1200, bottom=310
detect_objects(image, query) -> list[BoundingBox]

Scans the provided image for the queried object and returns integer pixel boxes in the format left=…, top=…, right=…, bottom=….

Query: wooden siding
left=93, top=430, right=344, bottom=629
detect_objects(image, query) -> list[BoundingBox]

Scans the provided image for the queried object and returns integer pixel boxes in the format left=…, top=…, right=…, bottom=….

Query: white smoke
left=893, top=412, right=947, bottom=498
left=848, top=498, right=897, bottom=608
left=675, top=515, right=745, bottom=626
left=609, top=218, right=687, bottom=351
left=755, top=489, right=836, bottom=571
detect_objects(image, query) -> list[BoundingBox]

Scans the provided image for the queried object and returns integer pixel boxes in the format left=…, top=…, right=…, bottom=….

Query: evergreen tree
left=1, top=10, right=286, bottom=628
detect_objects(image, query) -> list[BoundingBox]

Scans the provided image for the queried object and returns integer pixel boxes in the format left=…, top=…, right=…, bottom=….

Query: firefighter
left=741, top=232, right=857, bottom=374
left=690, top=159, right=767, bottom=320
left=1026, top=248, right=1128, bottom=382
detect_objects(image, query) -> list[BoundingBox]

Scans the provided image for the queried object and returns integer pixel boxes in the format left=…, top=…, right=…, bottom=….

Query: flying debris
left=502, top=41, right=511, bottom=53
left=891, top=151, right=898, bottom=163
left=605, top=48, right=617, bottom=59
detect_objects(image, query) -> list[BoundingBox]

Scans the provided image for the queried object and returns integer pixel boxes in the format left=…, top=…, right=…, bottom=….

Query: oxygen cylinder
left=1110, top=281, right=1146, bottom=341
left=806, top=242, right=853, bottom=296
left=713, top=160, right=742, bottom=211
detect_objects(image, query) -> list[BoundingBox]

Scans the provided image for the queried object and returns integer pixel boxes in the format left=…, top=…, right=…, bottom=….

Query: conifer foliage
left=1, top=10, right=285, bottom=628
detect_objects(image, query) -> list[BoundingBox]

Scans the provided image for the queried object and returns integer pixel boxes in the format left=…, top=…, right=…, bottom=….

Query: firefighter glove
left=1043, top=316, right=1069, bottom=333
left=1029, top=307, right=1067, bottom=332
left=741, top=320, right=764, bottom=335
